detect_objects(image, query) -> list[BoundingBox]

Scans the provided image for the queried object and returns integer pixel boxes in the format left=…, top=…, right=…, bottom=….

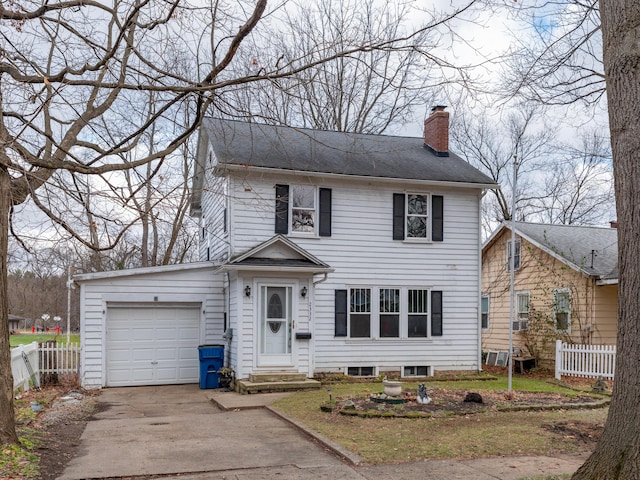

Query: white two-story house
left=76, top=107, right=496, bottom=389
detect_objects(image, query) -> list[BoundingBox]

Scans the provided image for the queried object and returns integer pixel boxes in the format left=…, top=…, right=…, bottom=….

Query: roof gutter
left=221, top=164, right=499, bottom=190
left=216, top=264, right=335, bottom=274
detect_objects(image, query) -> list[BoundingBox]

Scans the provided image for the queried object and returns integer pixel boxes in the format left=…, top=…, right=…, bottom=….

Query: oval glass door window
left=268, top=321, right=282, bottom=334
left=268, top=293, right=283, bottom=318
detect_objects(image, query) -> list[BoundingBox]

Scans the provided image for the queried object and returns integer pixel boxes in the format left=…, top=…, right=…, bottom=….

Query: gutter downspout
left=478, top=190, right=488, bottom=373
left=309, top=273, right=329, bottom=377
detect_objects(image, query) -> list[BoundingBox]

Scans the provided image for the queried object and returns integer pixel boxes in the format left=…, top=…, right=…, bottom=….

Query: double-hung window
left=408, top=289, right=429, bottom=337
left=380, top=288, right=400, bottom=337
left=506, top=238, right=521, bottom=270
left=275, top=184, right=331, bottom=236
left=406, top=194, right=429, bottom=239
left=350, top=288, right=371, bottom=338
left=554, top=289, right=571, bottom=332
left=481, top=295, right=489, bottom=329
left=392, top=193, right=443, bottom=241
left=291, top=185, right=316, bottom=233
left=514, top=292, right=529, bottom=332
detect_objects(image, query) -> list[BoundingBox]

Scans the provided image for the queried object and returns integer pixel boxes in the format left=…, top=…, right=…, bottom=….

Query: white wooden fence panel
left=39, top=342, right=81, bottom=375
left=12, top=342, right=81, bottom=392
left=11, top=342, right=39, bottom=392
left=555, top=340, right=616, bottom=380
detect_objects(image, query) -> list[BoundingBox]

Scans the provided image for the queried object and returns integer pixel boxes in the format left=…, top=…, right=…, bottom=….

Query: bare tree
left=449, top=103, right=555, bottom=231
left=0, top=0, right=479, bottom=446
left=451, top=101, right=614, bottom=234
left=220, top=0, right=466, bottom=133
left=501, top=0, right=604, bottom=107
left=534, top=131, right=613, bottom=225
left=571, top=3, right=640, bottom=478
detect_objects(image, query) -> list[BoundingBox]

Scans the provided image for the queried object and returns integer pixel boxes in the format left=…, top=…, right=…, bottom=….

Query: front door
left=259, top=285, right=293, bottom=366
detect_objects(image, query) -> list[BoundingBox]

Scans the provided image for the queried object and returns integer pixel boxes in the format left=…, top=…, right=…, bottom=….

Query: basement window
left=347, top=366, right=375, bottom=377
left=402, top=366, right=430, bottom=377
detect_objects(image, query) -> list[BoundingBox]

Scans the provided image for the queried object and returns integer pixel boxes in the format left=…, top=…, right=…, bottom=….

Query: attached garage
left=75, top=263, right=225, bottom=389
left=106, top=304, right=201, bottom=387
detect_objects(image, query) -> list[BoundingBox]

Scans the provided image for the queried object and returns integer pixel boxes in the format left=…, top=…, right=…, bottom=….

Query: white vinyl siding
left=198, top=148, right=229, bottom=262
left=224, top=171, right=482, bottom=374
left=78, top=265, right=224, bottom=389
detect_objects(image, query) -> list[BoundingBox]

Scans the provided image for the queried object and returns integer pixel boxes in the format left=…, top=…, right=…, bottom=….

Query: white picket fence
left=555, top=340, right=616, bottom=380
left=11, top=342, right=80, bottom=392
left=11, top=342, right=40, bottom=392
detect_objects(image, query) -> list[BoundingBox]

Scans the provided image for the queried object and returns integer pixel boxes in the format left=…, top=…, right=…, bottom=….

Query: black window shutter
left=432, top=195, right=443, bottom=242
left=319, top=188, right=332, bottom=237
left=275, top=184, right=289, bottom=234
left=431, top=290, right=443, bottom=337
left=393, top=193, right=405, bottom=240
left=335, top=290, right=347, bottom=337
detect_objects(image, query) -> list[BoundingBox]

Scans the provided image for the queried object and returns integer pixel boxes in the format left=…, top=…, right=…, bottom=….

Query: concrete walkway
left=59, top=385, right=589, bottom=480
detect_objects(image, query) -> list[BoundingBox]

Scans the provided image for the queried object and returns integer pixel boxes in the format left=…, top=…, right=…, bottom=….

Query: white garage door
left=106, top=304, right=201, bottom=387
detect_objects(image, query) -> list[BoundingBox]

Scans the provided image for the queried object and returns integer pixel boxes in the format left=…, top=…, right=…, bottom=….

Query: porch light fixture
left=301, top=286, right=308, bottom=298
left=245, top=285, right=251, bottom=297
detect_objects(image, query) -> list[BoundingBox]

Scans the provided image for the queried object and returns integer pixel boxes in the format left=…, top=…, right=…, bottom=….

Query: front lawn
left=10, top=333, right=80, bottom=348
left=272, top=375, right=607, bottom=464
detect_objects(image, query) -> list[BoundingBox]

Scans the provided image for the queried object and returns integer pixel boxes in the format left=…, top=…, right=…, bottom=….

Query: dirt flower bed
left=10, top=385, right=99, bottom=480
left=331, top=387, right=603, bottom=417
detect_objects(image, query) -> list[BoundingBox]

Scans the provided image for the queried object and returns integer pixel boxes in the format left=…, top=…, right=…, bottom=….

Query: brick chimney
left=423, top=105, right=449, bottom=157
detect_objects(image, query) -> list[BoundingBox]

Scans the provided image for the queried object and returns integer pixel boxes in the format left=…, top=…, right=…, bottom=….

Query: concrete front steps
left=236, top=372, right=321, bottom=394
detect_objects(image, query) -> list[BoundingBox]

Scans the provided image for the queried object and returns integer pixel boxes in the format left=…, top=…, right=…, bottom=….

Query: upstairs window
left=554, top=289, right=572, bottom=332
left=275, top=184, right=331, bottom=236
left=291, top=185, right=316, bottom=233
left=393, top=193, right=443, bottom=241
left=506, top=238, right=521, bottom=271
left=407, top=194, right=429, bottom=238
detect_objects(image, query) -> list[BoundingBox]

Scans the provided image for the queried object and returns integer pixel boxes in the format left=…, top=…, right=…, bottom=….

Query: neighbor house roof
left=192, top=118, right=497, bottom=213
left=483, top=222, right=618, bottom=284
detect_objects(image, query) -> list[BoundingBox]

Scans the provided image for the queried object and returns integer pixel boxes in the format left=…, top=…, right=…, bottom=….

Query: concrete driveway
left=58, top=384, right=355, bottom=480
left=58, top=384, right=589, bottom=480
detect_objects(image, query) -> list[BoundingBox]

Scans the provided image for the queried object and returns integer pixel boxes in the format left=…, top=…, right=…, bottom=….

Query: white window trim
left=404, top=192, right=432, bottom=242
left=514, top=291, right=530, bottom=332
left=481, top=294, right=490, bottom=329
left=289, top=185, right=318, bottom=236
left=346, top=286, right=433, bottom=339
left=553, top=288, right=572, bottom=333
left=506, top=238, right=522, bottom=271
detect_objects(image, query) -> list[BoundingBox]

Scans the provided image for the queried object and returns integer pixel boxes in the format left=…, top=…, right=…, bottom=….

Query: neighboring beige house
left=482, top=222, right=618, bottom=366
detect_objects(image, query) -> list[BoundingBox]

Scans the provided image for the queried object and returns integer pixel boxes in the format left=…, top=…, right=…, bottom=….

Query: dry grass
left=273, top=378, right=607, bottom=464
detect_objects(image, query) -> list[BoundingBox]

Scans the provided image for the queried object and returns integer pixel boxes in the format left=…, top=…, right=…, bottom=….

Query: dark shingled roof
left=201, top=118, right=496, bottom=185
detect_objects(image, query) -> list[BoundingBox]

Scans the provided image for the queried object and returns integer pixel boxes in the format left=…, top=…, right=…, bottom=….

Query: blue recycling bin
left=198, top=345, right=224, bottom=389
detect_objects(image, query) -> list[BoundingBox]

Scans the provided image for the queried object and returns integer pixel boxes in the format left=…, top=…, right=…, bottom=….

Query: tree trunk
left=573, top=3, right=640, bottom=478
left=0, top=167, right=19, bottom=445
